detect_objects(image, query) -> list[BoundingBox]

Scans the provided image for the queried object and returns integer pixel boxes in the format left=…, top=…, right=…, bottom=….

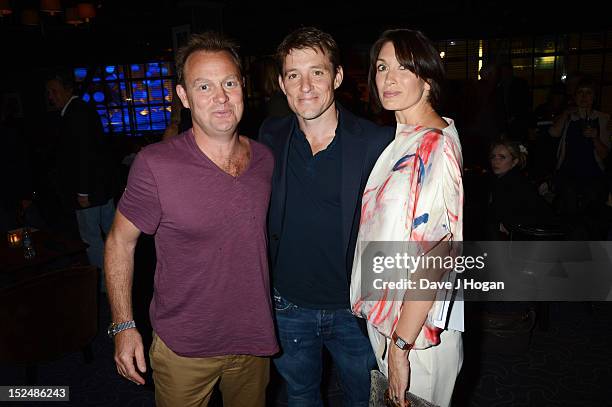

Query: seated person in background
left=486, top=139, right=557, bottom=239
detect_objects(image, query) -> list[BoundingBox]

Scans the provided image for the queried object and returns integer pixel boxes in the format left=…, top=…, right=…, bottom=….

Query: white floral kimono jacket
left=351, top=119, right=465, bottom=352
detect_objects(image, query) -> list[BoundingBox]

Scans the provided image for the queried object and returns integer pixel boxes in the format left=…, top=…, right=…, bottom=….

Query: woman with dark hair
left=351, top=29, right=463, bottom=407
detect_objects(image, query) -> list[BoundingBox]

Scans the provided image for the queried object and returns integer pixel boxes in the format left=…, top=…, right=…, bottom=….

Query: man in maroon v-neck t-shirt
left=104, top=32, right=277, bottom=407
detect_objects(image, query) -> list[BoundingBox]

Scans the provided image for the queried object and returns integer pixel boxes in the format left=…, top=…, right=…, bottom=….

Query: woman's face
left=490, top=145, right=518, bottom=176
left=374, top=41, right=429, bottom=113
left=575, top=86, right=594, bottom=110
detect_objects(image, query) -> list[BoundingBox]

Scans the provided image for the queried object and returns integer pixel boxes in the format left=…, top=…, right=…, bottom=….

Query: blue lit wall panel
left=135, top=107, right=151, bottom=131
left=150, top=106, right=166, bottom=130
left=72, top=61, right=173, bottom=135
left=120, top=85, right=129, bottom=103
left=74, top=67, right=88, bottom=82
left=131, top=81, right=148, bottom=105
left=148, top=80, right=163, bottom=103
left=146, top=63, right=161, bottom=77
left=161, top=62, right=172, bottom=76
left=92, top=67, right=102, bottom=82
left=109, top=108, right=124, bottom=133
left=163, top=80, right=174, bottom=102
left=87, top=83, right=104, bottom=98
left=105, top=65, right=118, bottom=81
left=130, top=64, right=144, bottom=78
left=93, top=91, right=105, bottom=103
left=106, top=83, right=121, bottom=106
left=97, top=109, right=110, bottom=133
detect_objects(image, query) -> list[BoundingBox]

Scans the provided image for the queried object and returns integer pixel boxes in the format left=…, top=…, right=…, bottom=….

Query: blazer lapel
left=276, top=118, right=294, bottom=224
left=270, top=117, right=295, bottom=263
left=339, top=106, right=366, bottom=255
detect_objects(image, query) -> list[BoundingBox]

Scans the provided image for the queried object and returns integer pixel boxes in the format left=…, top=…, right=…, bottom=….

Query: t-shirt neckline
left=187, top=129, right=255, bottom=180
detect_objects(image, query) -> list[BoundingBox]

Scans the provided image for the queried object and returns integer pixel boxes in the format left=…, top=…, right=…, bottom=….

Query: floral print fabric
left=351, top=118, right=464, bottom=349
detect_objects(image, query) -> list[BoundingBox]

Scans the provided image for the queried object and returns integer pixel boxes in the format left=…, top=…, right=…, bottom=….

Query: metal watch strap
left=108, top=320, right=136, bottom=338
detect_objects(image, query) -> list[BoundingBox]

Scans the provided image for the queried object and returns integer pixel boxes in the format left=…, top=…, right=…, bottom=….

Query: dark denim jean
left=273, top=289, right=376, bottom=407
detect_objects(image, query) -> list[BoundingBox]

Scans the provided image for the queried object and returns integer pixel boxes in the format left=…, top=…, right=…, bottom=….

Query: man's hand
left=106, top=211, right=143, bottom=384
left=387, top=343, right=410, bottom=406
left=77, top=195, right=91, bottom=208
left=114, top=328, right=146, bottom=385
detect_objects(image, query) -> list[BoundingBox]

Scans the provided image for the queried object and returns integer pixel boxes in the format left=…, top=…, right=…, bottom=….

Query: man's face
left=279, top=47, right=343, bottom=121
left=176, top=50, right=244, bottom=138
left=46, top=79, right=73, bottom=109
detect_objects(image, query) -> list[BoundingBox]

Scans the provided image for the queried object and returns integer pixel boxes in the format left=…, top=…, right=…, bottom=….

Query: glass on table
left=7, top=230, right=22, bottom=248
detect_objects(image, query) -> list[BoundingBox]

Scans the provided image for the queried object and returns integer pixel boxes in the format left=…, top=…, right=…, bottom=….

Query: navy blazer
left=258, top=104, right=394, bottom=279
left=56, top=98, right=115, bottom=209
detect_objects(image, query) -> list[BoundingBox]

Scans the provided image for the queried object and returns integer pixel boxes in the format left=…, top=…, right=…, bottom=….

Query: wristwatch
left=107, top=320, right=136, bottom=338
left=392, top=331, right=414, bottom=351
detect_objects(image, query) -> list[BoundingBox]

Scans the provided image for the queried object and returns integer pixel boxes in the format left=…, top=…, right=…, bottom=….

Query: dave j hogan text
left=372, top=278, right=504, bottom=292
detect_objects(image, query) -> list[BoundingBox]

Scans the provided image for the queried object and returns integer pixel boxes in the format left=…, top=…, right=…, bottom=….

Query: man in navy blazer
left=259, top=27, right=394, bottom=406
left=47, top=70, right=116, bottom=292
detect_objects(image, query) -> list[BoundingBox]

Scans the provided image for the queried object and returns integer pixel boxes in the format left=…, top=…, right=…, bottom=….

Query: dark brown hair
left=255, top=56, right=281, bottom=96
left=46, top=68, right=75, bottom=92
left=368, top=29, right=445, bottom=109
left=276, top=27, right=341, bottom=74
left=574, top=74, right=598, bottom=94
left=175, top=32, right=242, bottom=86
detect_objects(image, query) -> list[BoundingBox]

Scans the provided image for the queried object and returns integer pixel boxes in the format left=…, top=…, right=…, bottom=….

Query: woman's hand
left=557, top=107, right=575, bottom=123
left=387, top=343, right=411, bottom=406
left=550, top=107, right=576, bottom=137
left=582, top=126, right=597, bottom=139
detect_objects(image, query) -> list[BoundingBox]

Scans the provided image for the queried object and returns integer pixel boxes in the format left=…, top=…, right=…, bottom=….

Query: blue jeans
left=273, top=290, right=376, bottom=407
left=75, top=198, right=115, bottom=290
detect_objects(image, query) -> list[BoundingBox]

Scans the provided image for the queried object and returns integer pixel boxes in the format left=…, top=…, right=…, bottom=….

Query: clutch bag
left=369, top=369, right=439, bottom=407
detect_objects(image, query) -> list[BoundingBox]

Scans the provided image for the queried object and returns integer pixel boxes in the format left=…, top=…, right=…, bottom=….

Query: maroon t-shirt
left=118, top=130, right=278, bottom=357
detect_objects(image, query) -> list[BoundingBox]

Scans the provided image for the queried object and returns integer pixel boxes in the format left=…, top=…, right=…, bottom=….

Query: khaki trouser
left=149, top=333, right=270, bottom=407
